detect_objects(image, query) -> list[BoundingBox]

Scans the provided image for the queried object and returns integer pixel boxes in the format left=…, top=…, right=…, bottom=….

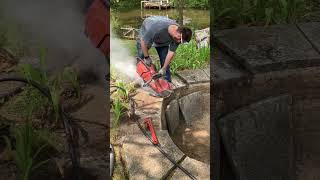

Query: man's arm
left=140, top=38, right=149, bottom=58
left=162, top=50, right=175, bottom=70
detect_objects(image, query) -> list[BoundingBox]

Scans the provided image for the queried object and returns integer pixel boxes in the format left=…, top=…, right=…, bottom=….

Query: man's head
left=172, top=26, right=192, bottom=44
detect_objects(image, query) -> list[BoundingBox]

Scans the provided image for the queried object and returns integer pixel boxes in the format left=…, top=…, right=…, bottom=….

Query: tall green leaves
left=3, top=109, right=55, bottom=180
left=111, top=80, right=135, bottom=127
left=112, top=98, right=125, bottom=127
left=19, top=47, right=80, bottom=124
left=213, top=0, right=307, bottom=28
left=170, top=40, right=209, bottom=74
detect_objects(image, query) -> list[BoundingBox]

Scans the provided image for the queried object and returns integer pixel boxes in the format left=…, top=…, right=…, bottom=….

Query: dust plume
left=110, top=28, right=142, bottom=84
left=1, top=0, right=107, bottom=84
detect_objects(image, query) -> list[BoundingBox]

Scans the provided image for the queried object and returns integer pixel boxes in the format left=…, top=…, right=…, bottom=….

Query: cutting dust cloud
left=110, top=28, right=142, bottom=84
left=1, top=0, right=107, bottom=84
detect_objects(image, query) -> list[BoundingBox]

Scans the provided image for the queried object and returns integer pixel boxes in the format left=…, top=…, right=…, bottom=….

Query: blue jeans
left=136, top=41, right=172, bottom=82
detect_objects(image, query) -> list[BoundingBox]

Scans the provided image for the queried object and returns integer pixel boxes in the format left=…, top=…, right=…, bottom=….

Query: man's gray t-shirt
left=138, top=16, right=179, bottom=52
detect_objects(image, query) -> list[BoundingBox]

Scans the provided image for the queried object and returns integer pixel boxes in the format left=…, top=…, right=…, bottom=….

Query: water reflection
left=113, top=8, right=209, bottom=39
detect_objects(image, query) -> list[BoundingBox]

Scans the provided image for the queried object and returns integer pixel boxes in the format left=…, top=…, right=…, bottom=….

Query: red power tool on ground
left=136, top=57, right=173, bottom=98
left=143, top=117, right=158, bottom=145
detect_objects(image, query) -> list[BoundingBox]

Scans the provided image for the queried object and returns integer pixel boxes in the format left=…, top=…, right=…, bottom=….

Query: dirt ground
left=171, top=113, right=210, bottom=164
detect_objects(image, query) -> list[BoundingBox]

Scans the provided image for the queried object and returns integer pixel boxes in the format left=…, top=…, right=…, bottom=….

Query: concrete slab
left=213, top=47, right=248, bottom=83
left=171, top=157, right=210, bottom=180
left=178, top=91, right=207, bottom=126
left=165, top=99, right=180, bottom=134
left=132, top=89, right=163, bottom=130
left=298, top=22, right=320, bottom=53
left=293, top=98, right=320, bottom=131
left=218, top=95, right=293, bottom=180
left=295, top=132, right=320, bottom=180
left=171, top=76, right=187, bottom=89
left=79, top=156, right=109, bottom=180
left=123, top=130, right=184, bottom=180
left=202, top=67, right=210, bottom=78
left=176, top=69, right=210, bottom=84
left=214, top=25, right=320, bottom=73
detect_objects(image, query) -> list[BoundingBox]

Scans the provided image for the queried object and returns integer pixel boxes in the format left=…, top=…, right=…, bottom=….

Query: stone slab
left=213, top=47, right=248, bottom=83
left=195, top=28, right=210, bottom=48
left=293, top=97, right=320, bottom=131
left=176, top=69, right=210, bottom=84
left=202, top=67, right=210, bottom=78
left=171, top=157, right=210, bottom=180
left=171, top=76, right=187, bottom=89
left=214, top=25, right=320, bottom=73
left=123, top=130, right=184, bottom=180
left=178, top=91, right=206, bottom=126
left=218, top=95, right=293, bottom=180
left=298, top=22, right=320, bottom=52
left=295, top=132, right=320, bottom=180
left=165, top=99, right=180, bottom=135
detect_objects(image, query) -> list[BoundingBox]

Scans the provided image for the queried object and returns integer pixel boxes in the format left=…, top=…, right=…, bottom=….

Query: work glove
left=144, top=56, right=152, bottom=67
left=158, top=68, right=166, bottom=76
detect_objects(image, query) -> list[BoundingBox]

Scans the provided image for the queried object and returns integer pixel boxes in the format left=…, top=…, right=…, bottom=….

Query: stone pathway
left=122, top=69, right=210, bottom=179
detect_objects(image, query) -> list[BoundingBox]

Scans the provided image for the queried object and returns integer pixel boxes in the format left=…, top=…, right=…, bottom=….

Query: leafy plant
left=63, top=67, right=81, bottom=99
left=170, top=39, right=209, bottom=74
left=3, top=110, right=55, bottom=180
left=50, top=75, right=63, bottom=123
left=115, top=80, right=129, bottom=100
left=19, top=47, right=82, bottom=124
left=112, top=97, right=126, bottom=127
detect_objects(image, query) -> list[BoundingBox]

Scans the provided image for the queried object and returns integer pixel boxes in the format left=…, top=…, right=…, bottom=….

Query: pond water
left=113, top=8, right=209, bottom=38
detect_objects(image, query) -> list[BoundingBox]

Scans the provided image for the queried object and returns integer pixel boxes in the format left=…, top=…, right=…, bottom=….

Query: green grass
left=170, top=40, right=209, bottom=74
left=213, top=0, right=307, bottom=28
left=121, top=39, right=209, bottom=75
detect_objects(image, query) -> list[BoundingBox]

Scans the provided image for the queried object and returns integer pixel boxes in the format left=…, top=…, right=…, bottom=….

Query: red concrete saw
left=136, top=57, right=173, bottom=98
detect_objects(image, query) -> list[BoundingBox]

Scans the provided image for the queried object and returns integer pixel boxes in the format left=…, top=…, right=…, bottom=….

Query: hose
left=0, top=77, right=81, bottom=180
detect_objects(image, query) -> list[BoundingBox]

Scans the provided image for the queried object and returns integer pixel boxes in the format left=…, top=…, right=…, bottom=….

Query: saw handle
left=144, top=118, right=158, bottom=145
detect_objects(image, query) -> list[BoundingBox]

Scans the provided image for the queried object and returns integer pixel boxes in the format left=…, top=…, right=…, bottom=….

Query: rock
left=195, top=28, right=210, bottom=49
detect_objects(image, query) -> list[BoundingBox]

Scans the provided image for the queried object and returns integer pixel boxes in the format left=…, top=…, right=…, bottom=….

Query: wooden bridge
left=141, top=0, right=171, bottom=10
